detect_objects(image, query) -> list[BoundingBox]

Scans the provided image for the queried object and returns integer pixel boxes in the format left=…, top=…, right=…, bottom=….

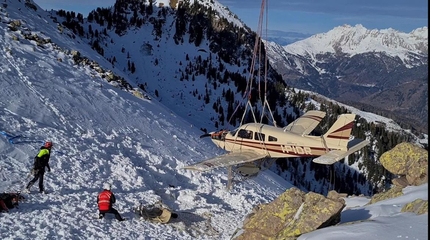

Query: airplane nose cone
left=200, top=133, right=211, bottom=138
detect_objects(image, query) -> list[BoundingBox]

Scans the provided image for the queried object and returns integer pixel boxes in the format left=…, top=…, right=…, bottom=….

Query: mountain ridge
left=283, top=24, right=428, bottom=67
left=4, top=0, right=427, bottom=193
left=0, top=1, right=428, bottom=239
left=265, top=24, right=428, bottom=133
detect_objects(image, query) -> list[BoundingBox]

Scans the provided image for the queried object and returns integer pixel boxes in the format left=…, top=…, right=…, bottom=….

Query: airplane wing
left=312, top=138, right=370, bottom=165
left=283, top=110, right=326, bottom=135
left=183, top=150, right=268, bottom=172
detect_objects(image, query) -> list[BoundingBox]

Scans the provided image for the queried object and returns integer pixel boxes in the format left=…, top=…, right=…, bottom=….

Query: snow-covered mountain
left=5, top=0, right=427, bottom=184
left=284, top=24, right=428, bottom=67
left=0, top=3, right=291, bottom=239
left=265, top=24, right=428, bottom=133
left=46, top=0, right=269, bottom=131
left=5, top=0, right=427, bottom=188
left=0, top=1, right=428, bottom=239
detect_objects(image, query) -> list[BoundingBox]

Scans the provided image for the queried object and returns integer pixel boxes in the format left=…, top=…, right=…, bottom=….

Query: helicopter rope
left=228, top=0, right=267, bottom=126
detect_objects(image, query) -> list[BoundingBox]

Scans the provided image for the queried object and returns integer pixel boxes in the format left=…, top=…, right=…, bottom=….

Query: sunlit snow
left=0, top=1, right=427, bottom=239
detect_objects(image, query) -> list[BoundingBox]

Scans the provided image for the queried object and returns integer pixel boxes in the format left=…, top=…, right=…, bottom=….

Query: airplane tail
left=323, top=114, right=355, bottom=151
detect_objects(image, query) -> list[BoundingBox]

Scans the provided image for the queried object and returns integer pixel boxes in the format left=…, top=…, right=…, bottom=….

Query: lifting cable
left=228, top=0, right=267, bottom=126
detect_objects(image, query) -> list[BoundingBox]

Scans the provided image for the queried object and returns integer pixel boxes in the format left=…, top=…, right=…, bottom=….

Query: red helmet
left=44, top=141, right=53, bottom=148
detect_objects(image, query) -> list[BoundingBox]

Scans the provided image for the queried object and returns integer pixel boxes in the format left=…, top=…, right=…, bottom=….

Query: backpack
left=0, top=192, right=25, bottom=209
left=134, top=202, right=177, bottom=223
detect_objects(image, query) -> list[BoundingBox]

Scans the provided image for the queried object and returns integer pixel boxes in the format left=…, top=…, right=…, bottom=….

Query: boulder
left=368, top=185, right=403, bottom=204
left=327, top=190, right=348, bottom=201
left=235, top=187, right=345, bottom=239
left=391, top=176, right=409, bottom=188
left=401, top=199, right=428, bottom=215
left=379, top=142, right=427, bottom=186
left=406, top=164, right=428, bottom=186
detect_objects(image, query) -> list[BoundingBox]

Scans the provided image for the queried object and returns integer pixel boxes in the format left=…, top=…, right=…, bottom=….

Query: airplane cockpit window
left=268, top=136, right=277, bottom=142
left=238, top=129, right=253, bottom=139
left=255, top=132, right=265, bottom=141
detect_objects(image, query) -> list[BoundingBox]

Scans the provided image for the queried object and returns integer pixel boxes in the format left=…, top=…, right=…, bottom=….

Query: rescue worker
left=0, top=198, right=8, bottom=212
left=26, top=141, right=53, bottom=193
left=97, top=183, right=125, bottom=221
left=151, top=206, right=178, bottom=223
left=135, top=201, right=178, bottom=223
left=0, top=193, right=21, bottom=212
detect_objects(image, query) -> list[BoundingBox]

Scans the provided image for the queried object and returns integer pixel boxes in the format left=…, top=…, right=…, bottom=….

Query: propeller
left=200, top=133, right=211, bottom=138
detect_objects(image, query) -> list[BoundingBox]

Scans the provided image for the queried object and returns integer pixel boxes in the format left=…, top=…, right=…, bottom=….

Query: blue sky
left=33, top=0, right=427, bottom=34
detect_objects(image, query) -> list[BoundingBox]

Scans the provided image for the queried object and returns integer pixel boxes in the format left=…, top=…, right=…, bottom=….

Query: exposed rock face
left=235, top=187, right=345, bottom=239
left=379, top=142, right=428, bottom=186
left=391, top=176, right=409, bottom=188
left=401, top=199, right=428, bottom=215
left=236, top=142, right=427, bottom=239
left=369, top=142, right=428, bottom=212
left=327, top=190, right=347, bottom=200
left=368, top=185, right=404, bottom=204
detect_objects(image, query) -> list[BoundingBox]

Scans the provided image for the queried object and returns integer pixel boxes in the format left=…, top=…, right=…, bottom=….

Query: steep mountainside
left=265, top=25, right=428, bottom=133
left=49, top=0, right=290, bottom=131
left=2, top=0, right=426, bottom=197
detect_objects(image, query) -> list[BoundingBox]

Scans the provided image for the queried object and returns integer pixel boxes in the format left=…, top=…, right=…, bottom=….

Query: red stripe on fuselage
left=326, top=135, right=350, bottom=140
left=223, top=139, right=329, bottom=157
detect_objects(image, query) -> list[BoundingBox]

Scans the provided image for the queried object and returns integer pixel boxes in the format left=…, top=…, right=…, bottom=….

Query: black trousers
left=27, top=170, right=45, bottom=192
left=99, top=208, right=123, bottom=221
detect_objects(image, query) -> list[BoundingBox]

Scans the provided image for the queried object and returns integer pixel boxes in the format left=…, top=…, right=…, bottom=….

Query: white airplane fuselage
left=185, top=112, right=369, bottom=172
left=209, top=123, right=336, bottom=159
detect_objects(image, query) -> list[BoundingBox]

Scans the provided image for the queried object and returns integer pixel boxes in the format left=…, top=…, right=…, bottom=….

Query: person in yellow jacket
left=26, top=141, right=53, bottom=193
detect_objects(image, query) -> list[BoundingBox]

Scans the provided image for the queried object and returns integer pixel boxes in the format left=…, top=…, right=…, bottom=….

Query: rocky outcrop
left=368, top=185, right=404, bottom=204
left=7, top=19, right=21, bottom=31
left=379, top=142, right=428, bottom=186
left=401, top=199, right=428, bottom=215
left=368, top=142, right=427, bottom=214
left=234, top=187, right=345, bottom=240
left=236, top=142, right=428, bottom=240
left=391, top=176, right=409, bottom=188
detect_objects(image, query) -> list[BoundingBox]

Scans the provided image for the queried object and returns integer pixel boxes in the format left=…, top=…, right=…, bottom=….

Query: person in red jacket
left=97, top=183, right=125, bottom=221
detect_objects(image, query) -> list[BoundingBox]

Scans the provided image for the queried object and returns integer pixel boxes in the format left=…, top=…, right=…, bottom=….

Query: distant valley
left=264, top=29, right=312, bottom=45
left=265, top=25, right=428, bottom=133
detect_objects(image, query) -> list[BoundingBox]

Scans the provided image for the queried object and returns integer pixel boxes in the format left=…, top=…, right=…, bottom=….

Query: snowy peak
left=284, top=24, right=428, bottom=63
left=264, top=24, right=428, bottom=132
left=409, top=26, right=428, bottom=39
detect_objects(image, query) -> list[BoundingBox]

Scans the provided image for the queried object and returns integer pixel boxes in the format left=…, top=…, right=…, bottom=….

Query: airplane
left=183, top=110, right=370, bottom=177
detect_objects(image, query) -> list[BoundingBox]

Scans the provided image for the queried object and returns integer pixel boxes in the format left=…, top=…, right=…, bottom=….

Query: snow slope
left=0, top=1, right=427, bottom=239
